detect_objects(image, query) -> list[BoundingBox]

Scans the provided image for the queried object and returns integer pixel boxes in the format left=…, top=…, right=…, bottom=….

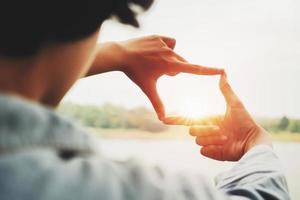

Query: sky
left=63, top=0, right=300, bottom=118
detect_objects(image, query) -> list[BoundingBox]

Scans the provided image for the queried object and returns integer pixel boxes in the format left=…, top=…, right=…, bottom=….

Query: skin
left=0, top=29, right=271, bottom=161
left=0, top=33, right=223, bottom=112
left=0, top=30, right=100, bottom=106
left=87, top=35, right=224, bottom=120
left=164, top=73, right=272, bottom=161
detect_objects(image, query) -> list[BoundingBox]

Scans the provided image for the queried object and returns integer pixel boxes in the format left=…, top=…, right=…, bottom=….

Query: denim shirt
left=0, top=95, right=290, bottom=200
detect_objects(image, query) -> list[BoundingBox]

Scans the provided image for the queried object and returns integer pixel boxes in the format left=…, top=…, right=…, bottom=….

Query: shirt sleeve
left=0, top=145, right=290, bottom=200
left=215, top=145, right=290, bottom=200
left=0, top=149, right=228, bottom=200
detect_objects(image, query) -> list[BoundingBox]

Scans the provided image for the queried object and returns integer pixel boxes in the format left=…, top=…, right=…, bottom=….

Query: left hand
left=116, top=35, right=224, bottom=120
left=164, top=74, right=272, bottom=161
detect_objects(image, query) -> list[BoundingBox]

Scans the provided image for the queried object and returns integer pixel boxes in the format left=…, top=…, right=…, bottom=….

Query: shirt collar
left=0, top=95, right=94, bottom=153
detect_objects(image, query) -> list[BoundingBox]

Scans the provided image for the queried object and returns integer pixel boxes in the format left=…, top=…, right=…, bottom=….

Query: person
left=0, top=0, right=290, bottom=200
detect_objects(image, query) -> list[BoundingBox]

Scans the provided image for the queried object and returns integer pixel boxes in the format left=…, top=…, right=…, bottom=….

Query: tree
left=289, top=120, right=300, bottom=133
left=278, top=116, right=289, bottom=131
left=58, top=102, right=168, bottom=132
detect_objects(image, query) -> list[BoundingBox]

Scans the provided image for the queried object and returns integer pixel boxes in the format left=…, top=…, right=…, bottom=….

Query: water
left=99, top=140, right=300, bottom=199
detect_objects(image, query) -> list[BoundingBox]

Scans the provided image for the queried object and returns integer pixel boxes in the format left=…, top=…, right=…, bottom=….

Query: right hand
left=164, top=73, right=272, bottom=161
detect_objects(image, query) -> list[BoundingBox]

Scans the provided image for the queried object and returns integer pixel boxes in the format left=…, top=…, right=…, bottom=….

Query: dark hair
left=0, top=0, right=153, bottom=58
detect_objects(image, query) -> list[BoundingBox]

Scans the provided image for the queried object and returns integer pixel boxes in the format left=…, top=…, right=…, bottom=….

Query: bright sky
left=63, top=0, right=300, bottom=118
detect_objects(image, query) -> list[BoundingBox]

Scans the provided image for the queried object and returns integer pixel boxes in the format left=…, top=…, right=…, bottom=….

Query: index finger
left=175, top=62, right=224, bottom=75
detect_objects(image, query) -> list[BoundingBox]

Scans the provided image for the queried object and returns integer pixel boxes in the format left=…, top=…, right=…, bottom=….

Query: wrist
left=104, top=42, right=125, bottom=71
left=112, top=41, right=132, bottom=72
left=244, top=126, right=272, bottom=153
left=86, top=41, right=130, bottom=77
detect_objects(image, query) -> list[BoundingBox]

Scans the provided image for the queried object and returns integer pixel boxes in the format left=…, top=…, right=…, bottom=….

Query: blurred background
left=61, top=0, right=300, bottom=199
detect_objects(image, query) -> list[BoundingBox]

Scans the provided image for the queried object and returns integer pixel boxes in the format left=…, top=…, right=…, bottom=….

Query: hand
left=164, top=74, right=272, bottom=161
left=116, top=35, right=224, bottom=120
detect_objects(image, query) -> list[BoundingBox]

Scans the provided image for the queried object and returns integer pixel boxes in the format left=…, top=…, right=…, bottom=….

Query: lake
left=99, top=140, right=300, bottom=199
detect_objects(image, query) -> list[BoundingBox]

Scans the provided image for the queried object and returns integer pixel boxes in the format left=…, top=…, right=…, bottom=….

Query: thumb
left=141, top=81, right=165, bottom=121
left=219, top=73, right=241, bottom=106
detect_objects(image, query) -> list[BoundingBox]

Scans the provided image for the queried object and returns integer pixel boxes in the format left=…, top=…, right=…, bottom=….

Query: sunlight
left=157, top=74, right=226, bottom=120
left=177, top=98, right=204, bottom=119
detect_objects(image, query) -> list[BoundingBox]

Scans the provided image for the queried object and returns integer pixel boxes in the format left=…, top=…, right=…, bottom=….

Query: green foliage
left=58, top=102, right=167, bottom=133
left=278, top=116, right=289, bottom=131
left=258, top=116, right=300, bottom=134
left=289, top=120, right=300, bottom=133
left=59, top=102, right=300, bottom=135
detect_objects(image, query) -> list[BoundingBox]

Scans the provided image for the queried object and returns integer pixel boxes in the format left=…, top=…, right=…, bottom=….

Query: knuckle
left=163, top=47, right=174, bottom=55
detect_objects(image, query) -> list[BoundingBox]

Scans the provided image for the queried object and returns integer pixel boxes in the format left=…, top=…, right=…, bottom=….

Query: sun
left=177, top=98, right=204, bottom=119
left=157, top=74, right=225, bottom=121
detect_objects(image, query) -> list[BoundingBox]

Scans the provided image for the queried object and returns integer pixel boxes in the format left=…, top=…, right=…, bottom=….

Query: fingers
left=200, top=145, right=224, bottom=161
left=189, top=125, right=227, bottom=160
left=219, top=73, right=241, bottom=106
left=163, top=116, right=223, bottom=126
left=190, top=126, right=227, bottom=145
left=159, top=36, right=176, bottom=49
left=163, top=116, right=208, bottom=126
left=196, top=135, right=227, bottom=146
left=141, top=81, right=165, bottom=120
left=175, top=62, right=224, bottom=75
left=189, top=125, right=220, bottom=136
left=163, top=116, right=187, bottom=125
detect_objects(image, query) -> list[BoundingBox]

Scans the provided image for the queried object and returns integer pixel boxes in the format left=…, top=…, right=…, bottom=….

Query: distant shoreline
left=89, top=128, right=300, bottom=143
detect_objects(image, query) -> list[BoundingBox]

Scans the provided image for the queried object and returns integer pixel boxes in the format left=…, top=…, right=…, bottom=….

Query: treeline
left=59, top=103, right=168, bottom=133
left=258, top=116, right=300, bottom=133
left=59, top=102, right=300, bottom=134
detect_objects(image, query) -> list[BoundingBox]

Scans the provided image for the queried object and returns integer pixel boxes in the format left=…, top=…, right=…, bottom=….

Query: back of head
left=0, top=0, right=153, bottom=58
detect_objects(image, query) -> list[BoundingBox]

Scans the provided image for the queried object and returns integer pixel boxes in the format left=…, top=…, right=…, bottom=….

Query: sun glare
left=163, top=97, right=224, bottom=126
left=157, top=74, right=226, bottom=121
left=177, top=98, right=204, bottom=119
